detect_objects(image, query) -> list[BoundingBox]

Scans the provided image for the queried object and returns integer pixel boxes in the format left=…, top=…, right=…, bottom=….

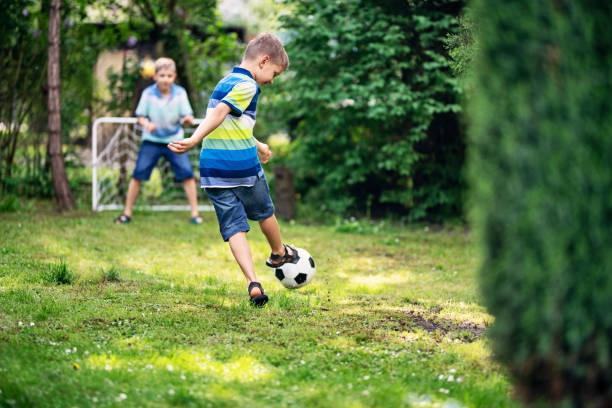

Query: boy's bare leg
left=259, top=215, right=285, bottom=255
left=123, top=178, right=141, bottom=217
left=182, top=178, right=200, bottom=218
left=228, top=232, right=262, bottom=296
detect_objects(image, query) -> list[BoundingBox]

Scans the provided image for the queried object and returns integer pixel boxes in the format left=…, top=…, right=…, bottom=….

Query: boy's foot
left=248, top=282, right=268, bottom=307
left=190, top=215, right=203, bottom=225
left=265, top=244, right=298, bottom=268
left=114, top=214, right=131, bottom=224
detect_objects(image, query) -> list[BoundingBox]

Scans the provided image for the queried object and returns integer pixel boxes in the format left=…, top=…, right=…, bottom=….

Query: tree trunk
left=273, top=164, right=297, bottom=220
left=47, top=0, right=75, bottom=210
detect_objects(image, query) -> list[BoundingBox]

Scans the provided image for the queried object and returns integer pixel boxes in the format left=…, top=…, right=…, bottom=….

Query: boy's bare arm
left=168, top=104, right=230, bottom=154
left=254, top=138, right=272, bottom=164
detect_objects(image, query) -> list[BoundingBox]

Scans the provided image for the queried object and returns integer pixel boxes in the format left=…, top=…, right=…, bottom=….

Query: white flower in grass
left=300, top=360, right=305, bottom=365
left=447, top=375, right=455, bottom=382
left=457, top=377, right=463, bottom=383
left=168, top=389, right=175, bottom=396
left=439, top=388, right=449, bottom=394
left=105, top=365, right=112, bottom=371
left=145, top=364, right=153, bottom=369
left=449, top=368, right=456, bottom=373
left=65, top=349, right=72, bottom=354
left=363, top=375, right=370, bottom=380
left=180, top=375, right=186, bottom=380
left=362, top=390, right=370, bottom=396
left=29, top=322, right=35, bottom=326
left=18, top=322, right=23, bottom=326
left=167, top=364, right=173, bottom=371
left=116, top=393, right=127, bottom=402
left=438, top=374, right=445, bottom=380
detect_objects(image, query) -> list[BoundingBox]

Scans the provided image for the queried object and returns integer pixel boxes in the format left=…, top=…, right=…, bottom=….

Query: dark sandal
left=114, top=214, right=131, bottom=224
left=266, top=244, right=299, bottom=268
left=190, top=215, right=203, bottom=225
left=248, top=282, right=268, bottom=307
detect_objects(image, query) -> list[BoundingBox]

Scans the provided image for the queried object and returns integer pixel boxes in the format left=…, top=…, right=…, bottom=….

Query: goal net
left=92, top=117, right=213, bottom=212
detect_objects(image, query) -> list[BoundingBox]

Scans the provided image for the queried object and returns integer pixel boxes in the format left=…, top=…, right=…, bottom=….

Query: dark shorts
left=132, top=141, right=194, bottom=182
left=205, top=172, right=275, bottom=241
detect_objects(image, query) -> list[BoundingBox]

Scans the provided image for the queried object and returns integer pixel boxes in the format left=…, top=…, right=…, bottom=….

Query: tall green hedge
left=274, top=0, right=464, bottom=220
left=469, top=1, right=612, bottom=405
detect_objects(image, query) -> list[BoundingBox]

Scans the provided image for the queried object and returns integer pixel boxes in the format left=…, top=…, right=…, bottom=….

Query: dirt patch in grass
left=401, top=310, right=486, bottom=342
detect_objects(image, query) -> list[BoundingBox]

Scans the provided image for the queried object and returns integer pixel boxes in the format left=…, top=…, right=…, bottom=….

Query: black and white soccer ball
left=274, top=247, right=315, bottom=289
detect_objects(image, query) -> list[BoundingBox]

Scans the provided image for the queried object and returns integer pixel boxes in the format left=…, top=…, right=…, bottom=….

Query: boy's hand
left=168, top=137, right=197, bottom=154
left=180, top=115, right=195, bottom=127
left=145, top=122, right=157, bottom=133
left=257, top=142, right=272, bottom=164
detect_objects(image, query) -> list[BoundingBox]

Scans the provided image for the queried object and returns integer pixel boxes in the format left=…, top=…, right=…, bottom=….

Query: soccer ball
left=274, top=247, right=315, bottom=289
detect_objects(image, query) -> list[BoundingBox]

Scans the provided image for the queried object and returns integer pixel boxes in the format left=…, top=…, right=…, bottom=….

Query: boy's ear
left=259, top=55, right=271, bottom=68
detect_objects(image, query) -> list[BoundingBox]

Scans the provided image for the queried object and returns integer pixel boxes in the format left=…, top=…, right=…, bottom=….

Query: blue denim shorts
left=132, top=141, right=194, bottom=181
left=205, top=172, right=275, bottom=241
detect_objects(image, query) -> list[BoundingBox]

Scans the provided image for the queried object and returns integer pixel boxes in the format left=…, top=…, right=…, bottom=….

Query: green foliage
left=0, top=195, right=21, bottom=213
left=99, top=0, right=242, bottom=115
left=274, top=0, right=464, bottom=220
left=0, top=0, right=47, bottom=187
left=43, top=260, right=75, bottom=285
left=469, top=1, right=612, bottom=405
left=443, top=7, right=476, bottom=80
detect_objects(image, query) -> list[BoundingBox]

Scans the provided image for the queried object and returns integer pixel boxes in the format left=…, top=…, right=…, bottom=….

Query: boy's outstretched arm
left=168, top=103, right=231, bottom=154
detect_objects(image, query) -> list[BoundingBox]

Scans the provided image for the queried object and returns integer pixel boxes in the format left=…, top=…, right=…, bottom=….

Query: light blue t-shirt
left=135, top=83, right=193, bottom=143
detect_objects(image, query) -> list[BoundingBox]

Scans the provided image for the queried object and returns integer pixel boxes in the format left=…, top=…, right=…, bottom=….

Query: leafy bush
left=469, top=1, right=612, bottom=406
left=0, top=195, right=20, bottom=212
left=274, top=0, right=465, bottom=220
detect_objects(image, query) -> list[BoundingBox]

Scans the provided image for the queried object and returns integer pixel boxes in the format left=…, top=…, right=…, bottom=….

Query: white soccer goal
left=92, top=117, right=213, bottom=212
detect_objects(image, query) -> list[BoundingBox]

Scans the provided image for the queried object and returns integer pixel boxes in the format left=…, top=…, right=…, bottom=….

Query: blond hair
left=154, top=57, right=176, bottom=73
left=244, top=33, right=290, bottom=70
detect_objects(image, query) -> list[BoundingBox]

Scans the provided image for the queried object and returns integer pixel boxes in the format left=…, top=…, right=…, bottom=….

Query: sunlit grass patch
left=0, top=208, right=518, bottom=408
left=87, top=349, right=272, bottom=383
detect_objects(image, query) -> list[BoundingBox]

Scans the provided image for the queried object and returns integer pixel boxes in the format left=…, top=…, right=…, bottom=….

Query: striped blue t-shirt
left=199, top=67, right=262, bottom=188
left=135, top=83, right=193, bottom=143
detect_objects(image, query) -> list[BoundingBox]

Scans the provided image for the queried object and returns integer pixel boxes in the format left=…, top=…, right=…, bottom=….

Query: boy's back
left=199, top=67, right=262, bottom=188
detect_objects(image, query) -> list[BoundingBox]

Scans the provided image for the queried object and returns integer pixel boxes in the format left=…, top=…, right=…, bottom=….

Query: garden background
left=1, top=0, right=610, bottom=407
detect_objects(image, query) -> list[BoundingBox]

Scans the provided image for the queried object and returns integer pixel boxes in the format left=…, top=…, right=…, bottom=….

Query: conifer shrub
left=468, top=1, right=612, bottom=406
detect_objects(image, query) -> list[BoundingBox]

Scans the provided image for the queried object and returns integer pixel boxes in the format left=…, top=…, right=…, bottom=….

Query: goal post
left=91, top=117, right=214, bottom=212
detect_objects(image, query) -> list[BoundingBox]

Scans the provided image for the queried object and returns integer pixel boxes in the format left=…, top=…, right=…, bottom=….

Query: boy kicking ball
left=168, top=33, right=297, bottom=306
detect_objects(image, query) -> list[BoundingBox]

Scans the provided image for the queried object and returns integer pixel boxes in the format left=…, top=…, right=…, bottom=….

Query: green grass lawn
left=0, top=204, right=517, bottom=407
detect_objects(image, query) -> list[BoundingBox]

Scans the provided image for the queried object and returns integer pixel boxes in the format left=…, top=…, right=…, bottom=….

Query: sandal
left=114, top=214, right=131, bottom=224
left=190, top=215, right=203, bottom=225
left=248, top=282, right=268, bottom=307
left=266, top=244, right=299, bottom=268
